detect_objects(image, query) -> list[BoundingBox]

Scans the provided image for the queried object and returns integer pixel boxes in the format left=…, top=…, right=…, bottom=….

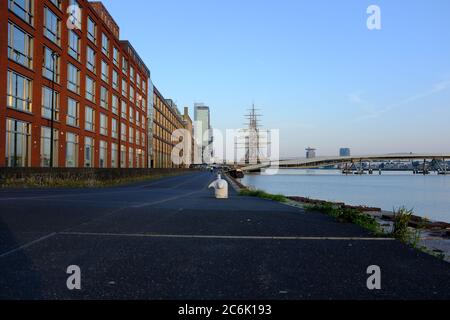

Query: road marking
left=59, top=232, right=395, bottom=241
left=0, top=232, right=57, bottom=259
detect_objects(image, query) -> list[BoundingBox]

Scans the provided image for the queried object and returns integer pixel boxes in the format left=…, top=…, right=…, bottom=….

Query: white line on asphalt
left=59, top=232, right=395, bottom=241
left=0, top=232, right=58, bottom=259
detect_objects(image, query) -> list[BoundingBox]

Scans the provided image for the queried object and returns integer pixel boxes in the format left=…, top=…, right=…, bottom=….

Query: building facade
left=1, top=0, right=151, bottom=168
left=194, top=103, right=211, bottom=163
left=152, top=87, right=186, bottom=168
left=340, top=148, right=351, bottom=157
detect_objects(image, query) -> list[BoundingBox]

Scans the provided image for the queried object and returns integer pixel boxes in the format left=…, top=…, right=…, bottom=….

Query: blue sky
left=101, top=0, right=450, bottom=157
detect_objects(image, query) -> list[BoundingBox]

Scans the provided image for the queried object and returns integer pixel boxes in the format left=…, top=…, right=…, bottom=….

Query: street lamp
left=50, top=51, right=59, bottom=168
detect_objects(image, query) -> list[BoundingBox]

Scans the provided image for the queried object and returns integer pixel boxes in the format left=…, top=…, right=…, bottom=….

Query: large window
left=41, top=86, right=59, bottom=120
left=111, top=118, right=118, bottom=138
left=86, top=46, right=96, bottom=72
left=87, top=17, right=96, bottom=43
left=9, top=0, right=34, bottom=25
left=44, top=7, right=61, bottom=45
left=122, top=79, right=127, bottom=97
left=100, top=113, right=108, bottom=136
left=120, top=145, right=126, bottom=168
left=40, top=126, right=58, bottom=167
left=67, top=63, right=80, bottom=94
left=112, top=94, right=119, bottom=115
left=68, top=30, right=80, bottom=61
left=8, top=22, right=33, bottom=69
left=85, top=106, right=95, bottom=132
left=85, top=76, right=96, bottom=102
left=113, top=47, right=119, bottom=66
left=129, top=127, right=134, bottom=144
left=112, top=70, right=119, bottom=90
left=121, top=123, right=127, bottom=141
left=129, top=86, right=135, bottom=104
left=121, top=101, right=127, bottom=119
left=101, top=33, right=109, bottom=57
left=128, top=147, right=134, bottom=168
left=99, top=140, right=107, bottom=168
left=130, top=66, right=135, bottom=83
left=129, top=107, right=134, bottom=124
left=100, top=86, right=108, bottom=109
left=122, top=57, right=128, bottom=74
left=101, top=60, right=109, bottom=83
left=67, top=97, right=79, bottom=127
left=111, top=143, right=118, bottom=168
left=84, top=137, right=94, bottom=167
left=43, top=47, right=60, bottom=82
left=49, top=0, right=62, bottom=10
left=7, top=70, right=32, bottom=113
left=5, top=119, right=31, bottom=167
left=66, top=132, right=79, bottom=167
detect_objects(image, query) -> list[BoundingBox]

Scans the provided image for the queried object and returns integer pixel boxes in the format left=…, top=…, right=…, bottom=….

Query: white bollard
left=208, top=174, right=229, bottom=199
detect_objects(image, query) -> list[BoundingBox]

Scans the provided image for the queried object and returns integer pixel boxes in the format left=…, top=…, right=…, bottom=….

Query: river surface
left=241, top=169, right=450, bottom=223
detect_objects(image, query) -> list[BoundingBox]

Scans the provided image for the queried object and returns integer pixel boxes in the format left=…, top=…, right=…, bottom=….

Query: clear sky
left=101, top=0, right=450, bottom=157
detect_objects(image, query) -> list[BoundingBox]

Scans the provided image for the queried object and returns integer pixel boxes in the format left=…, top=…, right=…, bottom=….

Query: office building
left=306, top=147, right=316, bottom=159
left=340, top=148, right=351, bottom=157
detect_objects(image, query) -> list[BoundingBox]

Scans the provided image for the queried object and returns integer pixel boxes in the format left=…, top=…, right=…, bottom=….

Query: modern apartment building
left=1, top=0, right=151, bottom=168
left=152, top=87, right=186, bottom=168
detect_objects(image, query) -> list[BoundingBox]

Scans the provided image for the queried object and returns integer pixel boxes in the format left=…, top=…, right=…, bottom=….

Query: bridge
left=240, top=153, right=450, bottom=172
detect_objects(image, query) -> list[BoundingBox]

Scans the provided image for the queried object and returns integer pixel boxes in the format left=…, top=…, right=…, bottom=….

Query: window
left=137, top=74, right=141, bottom=90
left=66, top=132, right=79, bottom=167
left=8, top=22, right=33, bottom=69
left=67, top=97, right=79, bottom=127
left=130, top=66, right=135, bottom=83
left=120, top=145, right=126, bottom=168
left=113, top=47, right=119, bottom=66
left=122, top=79, right=127, bottom=97
left=100, top=113, right=108, bottom=136
left=40, top=127, right=58, bottom=167
left=129, top=127, right=134, bottom=144
left=121, top=123, right=127, bottom=141
left=67, top=63, right=80, bottom=94
left=101, top=60, right=109, bottom=83
left=86, top=46, right=96, bottom=72
left=68, top=30, right=80, bottom=61
left=122, top=57, right=128, bottom=74
left=43, top=47, right=60, bottom=82
left=87, top=17, right=96, bottom=43
left=129, top=86, right=135, bottom=104
left=84, top=137, right=94, bottom=167
left=50, top=0, right=62, bottom=9
left=111, top=118, right=118, bottom=139
left=111, top=143, right=118, bottom=168
left=121, top=101, right=127, bottom=119
left=112, top=70, right=119, bottom=90
left=41, top=86, right=59, bottom=120
left=100, top=87, right=108, bottom=109
left=7, top=70, right=32, bottom=113
left=128, top=147, right=134, bottom=168
left=112, top=94, right=119, bottom=115
left=136, top=130, right=140, bottom=146
left=136, top=111, right=140, bottom=127
left=5, top=118, right=31, bottom=167
left=85, top=106, right=95, bottom=131
left=101, top=33, right=109, bottom=56
left=85, top=76, right=96, bottom=102
left=142, top=115, right=146, bottom=129
left=68, top=0, right=81, bottom=30
left=99, top=140, right=107, bottom=168
left=44, top=7, right=60, bottom=45
left=9, top=0, right=34, bottom=25
left=129, top=107, right=134, bottom=124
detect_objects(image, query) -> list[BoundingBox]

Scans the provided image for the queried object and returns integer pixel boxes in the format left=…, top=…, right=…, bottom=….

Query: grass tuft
left=239, top=189, right=288, bottom=203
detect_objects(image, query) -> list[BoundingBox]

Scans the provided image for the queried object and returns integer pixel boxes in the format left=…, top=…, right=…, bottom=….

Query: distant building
left=306, top=148, right=316, bottom=159
left=194, top=103, right=212, bottom=163
left=340, top=148, right=351, bottom=157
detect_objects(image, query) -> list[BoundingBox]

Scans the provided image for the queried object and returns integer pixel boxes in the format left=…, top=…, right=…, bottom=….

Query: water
left=241, top=169, right=450, bottom=223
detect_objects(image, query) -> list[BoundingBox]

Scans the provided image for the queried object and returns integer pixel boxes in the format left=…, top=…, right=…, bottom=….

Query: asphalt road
left=0, top=171, right=449, bottom=300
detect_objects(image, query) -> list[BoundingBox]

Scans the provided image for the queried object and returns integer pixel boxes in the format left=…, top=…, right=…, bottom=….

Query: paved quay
left=0, top=171, right=449, bottom=299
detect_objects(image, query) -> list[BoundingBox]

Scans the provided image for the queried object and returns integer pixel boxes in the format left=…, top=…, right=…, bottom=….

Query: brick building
left=1, top=0, right=151, bottom=168
left=152, top=87, right=186, bottom=168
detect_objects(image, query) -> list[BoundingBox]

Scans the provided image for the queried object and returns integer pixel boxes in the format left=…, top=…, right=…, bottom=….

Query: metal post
left=444, top=158, right=447, bottom=175
left=50, top=52, right=58, bottom=168
left=423, top=159, right=426, bottom=175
